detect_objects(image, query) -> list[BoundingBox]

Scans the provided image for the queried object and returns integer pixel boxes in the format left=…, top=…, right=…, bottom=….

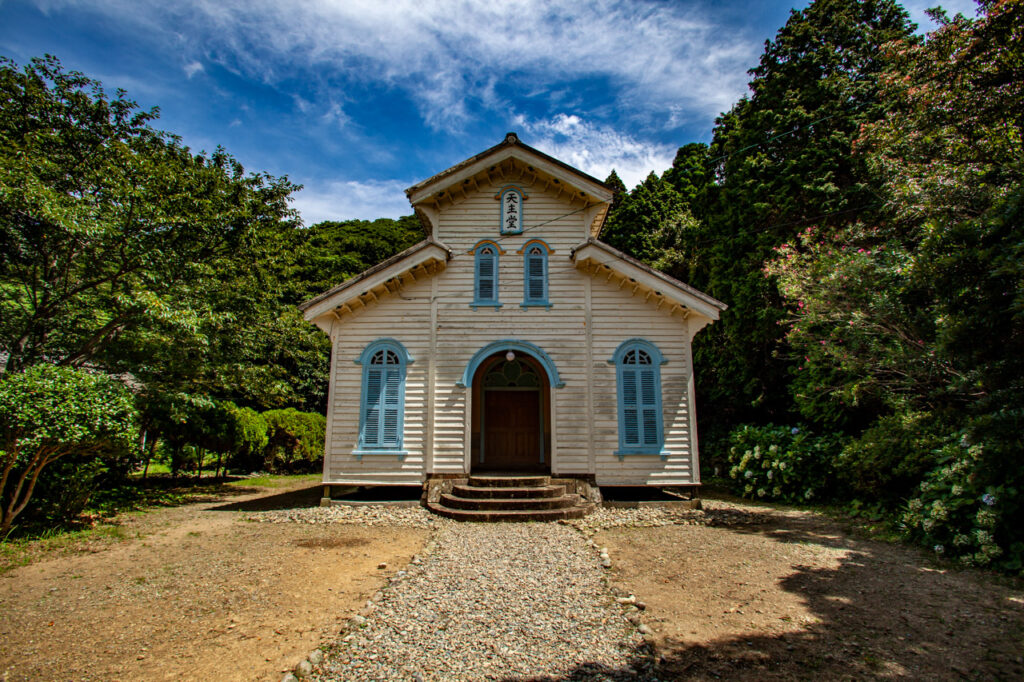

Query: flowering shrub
left=726, top=424, right=843, bottom=504
left=903, top=439, right=1022, bottom=573
left=836, top=412, right=948, bottom=506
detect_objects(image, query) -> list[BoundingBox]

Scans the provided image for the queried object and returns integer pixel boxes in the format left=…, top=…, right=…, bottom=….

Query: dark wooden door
left=481, top=390, right=541, bottom=471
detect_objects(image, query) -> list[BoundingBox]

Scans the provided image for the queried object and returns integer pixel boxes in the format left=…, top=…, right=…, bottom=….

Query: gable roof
left=405, top=132, right=616, bottom=238
left=570, top=238, right=727, bottom=324
left=299, top=238, right=451, bottom=330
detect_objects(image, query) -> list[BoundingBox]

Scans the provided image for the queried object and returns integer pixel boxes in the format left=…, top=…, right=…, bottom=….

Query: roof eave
left=299, top=239, right=452, bottom=324
left=405, top=132, right=614, bottom=207
left=570, top=238, right=727, bottom=320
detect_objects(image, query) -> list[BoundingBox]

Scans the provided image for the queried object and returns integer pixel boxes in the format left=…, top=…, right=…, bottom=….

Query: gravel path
left=312, top=522, right=651, bottom=681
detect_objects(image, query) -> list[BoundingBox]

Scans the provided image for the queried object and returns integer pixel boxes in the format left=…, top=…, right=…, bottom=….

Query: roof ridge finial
left=504, top=131, right=519, bottom=144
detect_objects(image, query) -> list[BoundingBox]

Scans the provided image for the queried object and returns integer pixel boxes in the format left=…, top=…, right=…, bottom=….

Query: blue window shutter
left=639, top=368, right=658, bottom=445
left=478, top=253, right=494, bottom=300
left=527, top=254, right=545, bottom=301
left=382, top=368, right=401, bottom=447
left=357, top=340, right=410, bottom=454
left=474, top=245, right=499, bottom=306
left=522, top=245, right=549, bottom=306
left=621, top=368, right=639, bottom=446
left=614, top=341, right=665, bottom=455
left=363, top=367, right=383, bottom=446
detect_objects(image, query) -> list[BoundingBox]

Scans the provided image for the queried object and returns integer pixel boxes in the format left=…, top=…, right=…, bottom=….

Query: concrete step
left=440, top=493, right=579, bottom=511
left=468, top=475, right=550, bottom=488
left=452, top=484, right=566, bottom=500
left=426, top=502, right=593, bottom=523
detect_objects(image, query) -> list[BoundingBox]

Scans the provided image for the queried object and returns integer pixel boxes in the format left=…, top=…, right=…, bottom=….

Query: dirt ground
left=4, top=486, right=1023, bottom=681
left=0, top=481, right=428, bottom=682
left=597, top=497, right=1024, bottom=681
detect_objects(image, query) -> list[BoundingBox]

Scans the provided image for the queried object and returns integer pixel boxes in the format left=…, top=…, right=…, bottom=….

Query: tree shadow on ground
left=207, top=484, right=423, bottom=512
left=206, top=483, right=325, bottom=511
left=528, top=506, right=1024, bottom=681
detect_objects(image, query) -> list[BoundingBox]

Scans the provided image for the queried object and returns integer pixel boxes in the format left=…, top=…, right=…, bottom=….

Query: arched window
left=519, top=239, right=552, bottom=309
left=611, top=339, right=666, bottom=456
left=356, top=339, right=411, bottom=454
left=472, top=241, right=501, bottom=309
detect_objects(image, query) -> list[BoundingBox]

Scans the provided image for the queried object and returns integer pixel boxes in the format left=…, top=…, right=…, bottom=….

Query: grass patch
left=1, top=473, right=319, bottom=571
left=227, top=473, right=320, bottom=488
left=1, top=523, right=127, bottom=574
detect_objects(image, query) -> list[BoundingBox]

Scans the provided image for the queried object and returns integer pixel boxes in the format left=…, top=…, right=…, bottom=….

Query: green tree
left=768, top=1, right=1024, bottom=569
left=663, top=142, right=710, bottom=211
left=0, top=364, right=137, bottom=533
left=601, top=172, right=686, bottom=263
left=0, top=56, right=299, bottom=375
left=226, top=405, right=269, bottom=473
left=262, top=408, right=326, bottom=473
left=603, top=170, right=627, bottom=216
left=693, top=0, right=916, bottom=447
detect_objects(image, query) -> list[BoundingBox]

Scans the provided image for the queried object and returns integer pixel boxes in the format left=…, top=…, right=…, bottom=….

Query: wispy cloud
left=291, top=178, right=411, bottom=225
left=36, top=0, right=759, bottom=132
left=183, top=60, right=204, bottom=78
left=516, top=113, right=675, bottom=189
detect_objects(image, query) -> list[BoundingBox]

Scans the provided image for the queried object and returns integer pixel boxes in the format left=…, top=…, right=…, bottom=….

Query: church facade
left=300, top=134, right=725, bottom=492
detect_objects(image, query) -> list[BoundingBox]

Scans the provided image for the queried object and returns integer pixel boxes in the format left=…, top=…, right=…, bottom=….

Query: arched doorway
left=470, top=352, right=551, bottom=473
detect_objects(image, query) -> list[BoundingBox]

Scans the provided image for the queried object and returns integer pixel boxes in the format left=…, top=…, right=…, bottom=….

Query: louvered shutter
left=526, top=252, right=545, bottom=302
left=640, top=368, right=658, bottom=446
left=477, top=250, right=495, bottom=301
left=621, top=368, right=640, bottom=446
left=381, top=368, right=401, bottom=447
left=363, top=367, right=383, bottom=446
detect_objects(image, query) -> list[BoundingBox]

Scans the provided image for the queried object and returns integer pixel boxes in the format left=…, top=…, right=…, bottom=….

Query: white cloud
left=291, top=178, right=411, bottom=225
left=183, top=60, right=204, bottom=78
left=516, top=113, right=675, bottom=190
left=37, top=0, right=759, bottom=131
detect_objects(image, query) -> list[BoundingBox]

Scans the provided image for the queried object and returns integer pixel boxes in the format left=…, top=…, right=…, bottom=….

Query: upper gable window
left=472, top=241, right=502, bottom=310
left=499, top=187, right=523, bottom=235
left=519, top=239, right=553, bottom=309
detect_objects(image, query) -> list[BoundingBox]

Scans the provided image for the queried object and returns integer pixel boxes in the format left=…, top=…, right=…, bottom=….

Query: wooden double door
left=473, top=355, right=548, bottom=472
left=481, top=389, right=543, bottom=471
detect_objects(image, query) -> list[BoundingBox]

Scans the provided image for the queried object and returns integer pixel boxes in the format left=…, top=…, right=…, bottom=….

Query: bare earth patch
left=596, top=496, right=1024, bottom=680
left=0, top=481, right=428, bottom=682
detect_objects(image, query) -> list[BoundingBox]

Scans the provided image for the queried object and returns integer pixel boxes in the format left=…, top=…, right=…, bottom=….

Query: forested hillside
left=603, top=0, right=1023, bottom=572
left=2, top=0, right=1021, bottom=571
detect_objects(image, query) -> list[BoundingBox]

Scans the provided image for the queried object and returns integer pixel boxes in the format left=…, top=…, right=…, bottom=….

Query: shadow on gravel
left=577, top=504, right=1024, bottom=681
left=207, top=484, right=324, bottom=512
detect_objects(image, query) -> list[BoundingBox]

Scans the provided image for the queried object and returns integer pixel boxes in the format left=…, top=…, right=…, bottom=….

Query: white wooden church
left=300, top=133, right=725, bottom=515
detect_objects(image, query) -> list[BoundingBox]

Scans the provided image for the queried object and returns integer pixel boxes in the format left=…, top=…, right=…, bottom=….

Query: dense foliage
left=0, top=364, right=137, bottom=533
left=0, top=57, right=420, bottom=530
left=726, top=424, right=842, bottom=504
left=3, top=1, right=1022, bottom=572
left=603, top=0, right=1024, bottom=572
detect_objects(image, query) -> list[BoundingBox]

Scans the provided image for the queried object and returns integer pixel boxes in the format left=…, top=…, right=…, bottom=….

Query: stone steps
left=427, top=474, right=593, bottom=522
left=468, top=474, right=550, bottom=488
left=451, top=484, right=566, bottom=499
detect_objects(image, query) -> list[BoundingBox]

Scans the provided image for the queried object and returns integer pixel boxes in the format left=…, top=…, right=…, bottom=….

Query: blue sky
left=0, top=0, right=977, bottom=225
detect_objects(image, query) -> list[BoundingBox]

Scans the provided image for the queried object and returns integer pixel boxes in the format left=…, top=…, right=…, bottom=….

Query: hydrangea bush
left=726, top=424, right=842, bottom=504
left=902, top=440, right=1020, bottom=571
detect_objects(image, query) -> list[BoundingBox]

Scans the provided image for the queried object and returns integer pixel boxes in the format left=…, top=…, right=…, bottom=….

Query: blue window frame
left=472, top=241, right=502, bottom=310
left=355, top=339, right=411, bottom=457
left=610, top=339, right=667, bottom=458
left=520, top=239, right=551, bottom=309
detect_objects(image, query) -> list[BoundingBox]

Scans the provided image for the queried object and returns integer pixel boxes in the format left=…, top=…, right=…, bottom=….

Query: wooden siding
left=325, top=275, right=432, bottom=486
left=589, top=282, right=697, bottom=486
left=322, top=172, right=699, bottom=486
